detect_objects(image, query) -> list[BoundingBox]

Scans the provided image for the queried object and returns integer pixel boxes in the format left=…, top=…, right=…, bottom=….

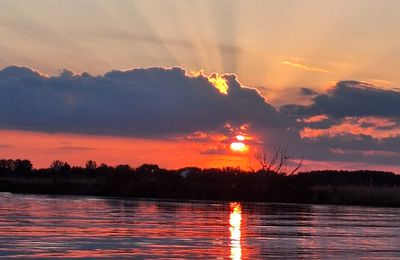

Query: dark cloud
left=281, top=81, right=400, bottom=119
left=376, top=123, right=399, bottom=130
left=300, top=134, right=400, bottom=166
left=303, top=117, right=340, bottom=130
left=275, top=81, right=400, bottom=166
left=281, top=81, right=400, bottom=136
left=359, top=121, right=376, bottom=128
left=0, top=66, right=286, bottom=137
left=300, top=87, right=318, bottom=96
left=2, top=66, right=400, bottom=167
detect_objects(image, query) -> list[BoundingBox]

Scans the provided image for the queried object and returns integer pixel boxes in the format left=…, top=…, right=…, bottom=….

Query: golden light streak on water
left=229, top=202, right=242, bottom=260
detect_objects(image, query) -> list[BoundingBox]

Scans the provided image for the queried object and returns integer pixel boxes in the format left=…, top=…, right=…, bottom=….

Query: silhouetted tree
left=115, top=164, right=133, bottom=174
left=14, top=159, right=33, bottom=174
left=0, top=159, right=15, bottom=173
left=85, top=160, right=97, bottom=170
left=136, top=164, right=160, bottom=174
left=50, top=160, right=71, bottom=173
left=97, top=163, right=113, bottom=172
left=98, top=163, right=109, bottom=168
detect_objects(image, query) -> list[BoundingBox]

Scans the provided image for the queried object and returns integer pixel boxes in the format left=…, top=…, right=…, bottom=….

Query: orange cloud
left=301, top=116, right=400, bottom=139
left=302, top=114, right=329, bottom=123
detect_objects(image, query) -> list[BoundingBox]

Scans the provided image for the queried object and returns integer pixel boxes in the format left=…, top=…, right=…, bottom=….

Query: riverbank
left=1, top=165, right=400, bottom=207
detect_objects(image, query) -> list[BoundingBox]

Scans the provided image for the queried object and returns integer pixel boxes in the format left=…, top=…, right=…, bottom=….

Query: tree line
left=0, top=158, right=399, bottom=207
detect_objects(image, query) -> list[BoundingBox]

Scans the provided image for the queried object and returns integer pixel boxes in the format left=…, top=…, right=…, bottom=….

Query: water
left=1, top=193, right=400, bottom=259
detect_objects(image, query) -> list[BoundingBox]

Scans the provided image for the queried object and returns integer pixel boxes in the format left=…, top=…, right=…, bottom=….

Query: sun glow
left=235, top=135, right=245, bottom=141
left=230, top=142, right=247, bottom=152
left=208, top=74, right=229, bottom=95
left=229, top=134, right=249, bottom=152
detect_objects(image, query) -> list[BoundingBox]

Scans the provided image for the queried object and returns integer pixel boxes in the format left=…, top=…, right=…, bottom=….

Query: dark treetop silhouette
left=1, top=158, right=400, bottom=207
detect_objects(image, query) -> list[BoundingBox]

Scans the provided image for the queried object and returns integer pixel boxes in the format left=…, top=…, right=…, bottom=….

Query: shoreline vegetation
left=1, top=159, right=400, bottom=207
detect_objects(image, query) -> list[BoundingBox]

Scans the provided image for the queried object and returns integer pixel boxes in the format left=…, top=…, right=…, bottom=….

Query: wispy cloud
left=0, top=144, right=13, bottom=148
left=367, top=79, right=392, bottom=86
left=56, top=146, right=96, bottom=151
left=281, top=60, right=329, bottom=74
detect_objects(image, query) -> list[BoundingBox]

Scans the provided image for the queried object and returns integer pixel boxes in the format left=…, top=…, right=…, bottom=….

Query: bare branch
left=254, top=145, right=303, bottom=175
left=290, top=157, right=304, bottom=175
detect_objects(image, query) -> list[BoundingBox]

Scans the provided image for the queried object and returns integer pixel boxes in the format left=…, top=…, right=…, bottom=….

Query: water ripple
left=1, top=193, right=400, bottom=259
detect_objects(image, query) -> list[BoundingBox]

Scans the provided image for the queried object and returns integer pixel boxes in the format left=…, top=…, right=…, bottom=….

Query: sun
left=235, top=135, right=245, bottom=141
left=208, top=74, right=229, bottom=95
left=230, top=135, right=248, bottom=152
left=230, top=142, right=247, bottom=152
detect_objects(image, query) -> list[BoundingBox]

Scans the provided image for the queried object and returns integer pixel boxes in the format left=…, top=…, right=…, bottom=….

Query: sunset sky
left=0, top=0, right=399, bottom=171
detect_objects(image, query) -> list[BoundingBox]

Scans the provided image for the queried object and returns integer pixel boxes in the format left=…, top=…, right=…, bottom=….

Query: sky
left=0, top=0, right=399, bottom=172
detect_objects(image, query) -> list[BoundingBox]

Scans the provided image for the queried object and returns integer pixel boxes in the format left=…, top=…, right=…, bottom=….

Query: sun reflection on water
left=229, top=202, right=242, bottom=260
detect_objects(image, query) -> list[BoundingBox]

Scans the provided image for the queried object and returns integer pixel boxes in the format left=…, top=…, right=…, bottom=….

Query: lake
left=1, top=193, right=400, bottom=259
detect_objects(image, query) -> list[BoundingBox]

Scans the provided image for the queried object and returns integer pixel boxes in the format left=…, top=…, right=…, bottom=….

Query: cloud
left=300, top=87, right=318, bottom=96
left=199, top=146, right=229, bottom=155
left=367, top=79, right=392, bottom=86
left=55, top=146, right=96, bottom=151
left=300, top=134, right=400, bottom=166
left=0, top=144, right=13, bottom=148
left=2, top=66, right=400, bottom=167
left=282, top=81, right=400, bottom=119
left=277, top=81, right=400, bottom=166
left=0, top=65, right=286, bottom=138
left=281, top=61, right=329, bottom=74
